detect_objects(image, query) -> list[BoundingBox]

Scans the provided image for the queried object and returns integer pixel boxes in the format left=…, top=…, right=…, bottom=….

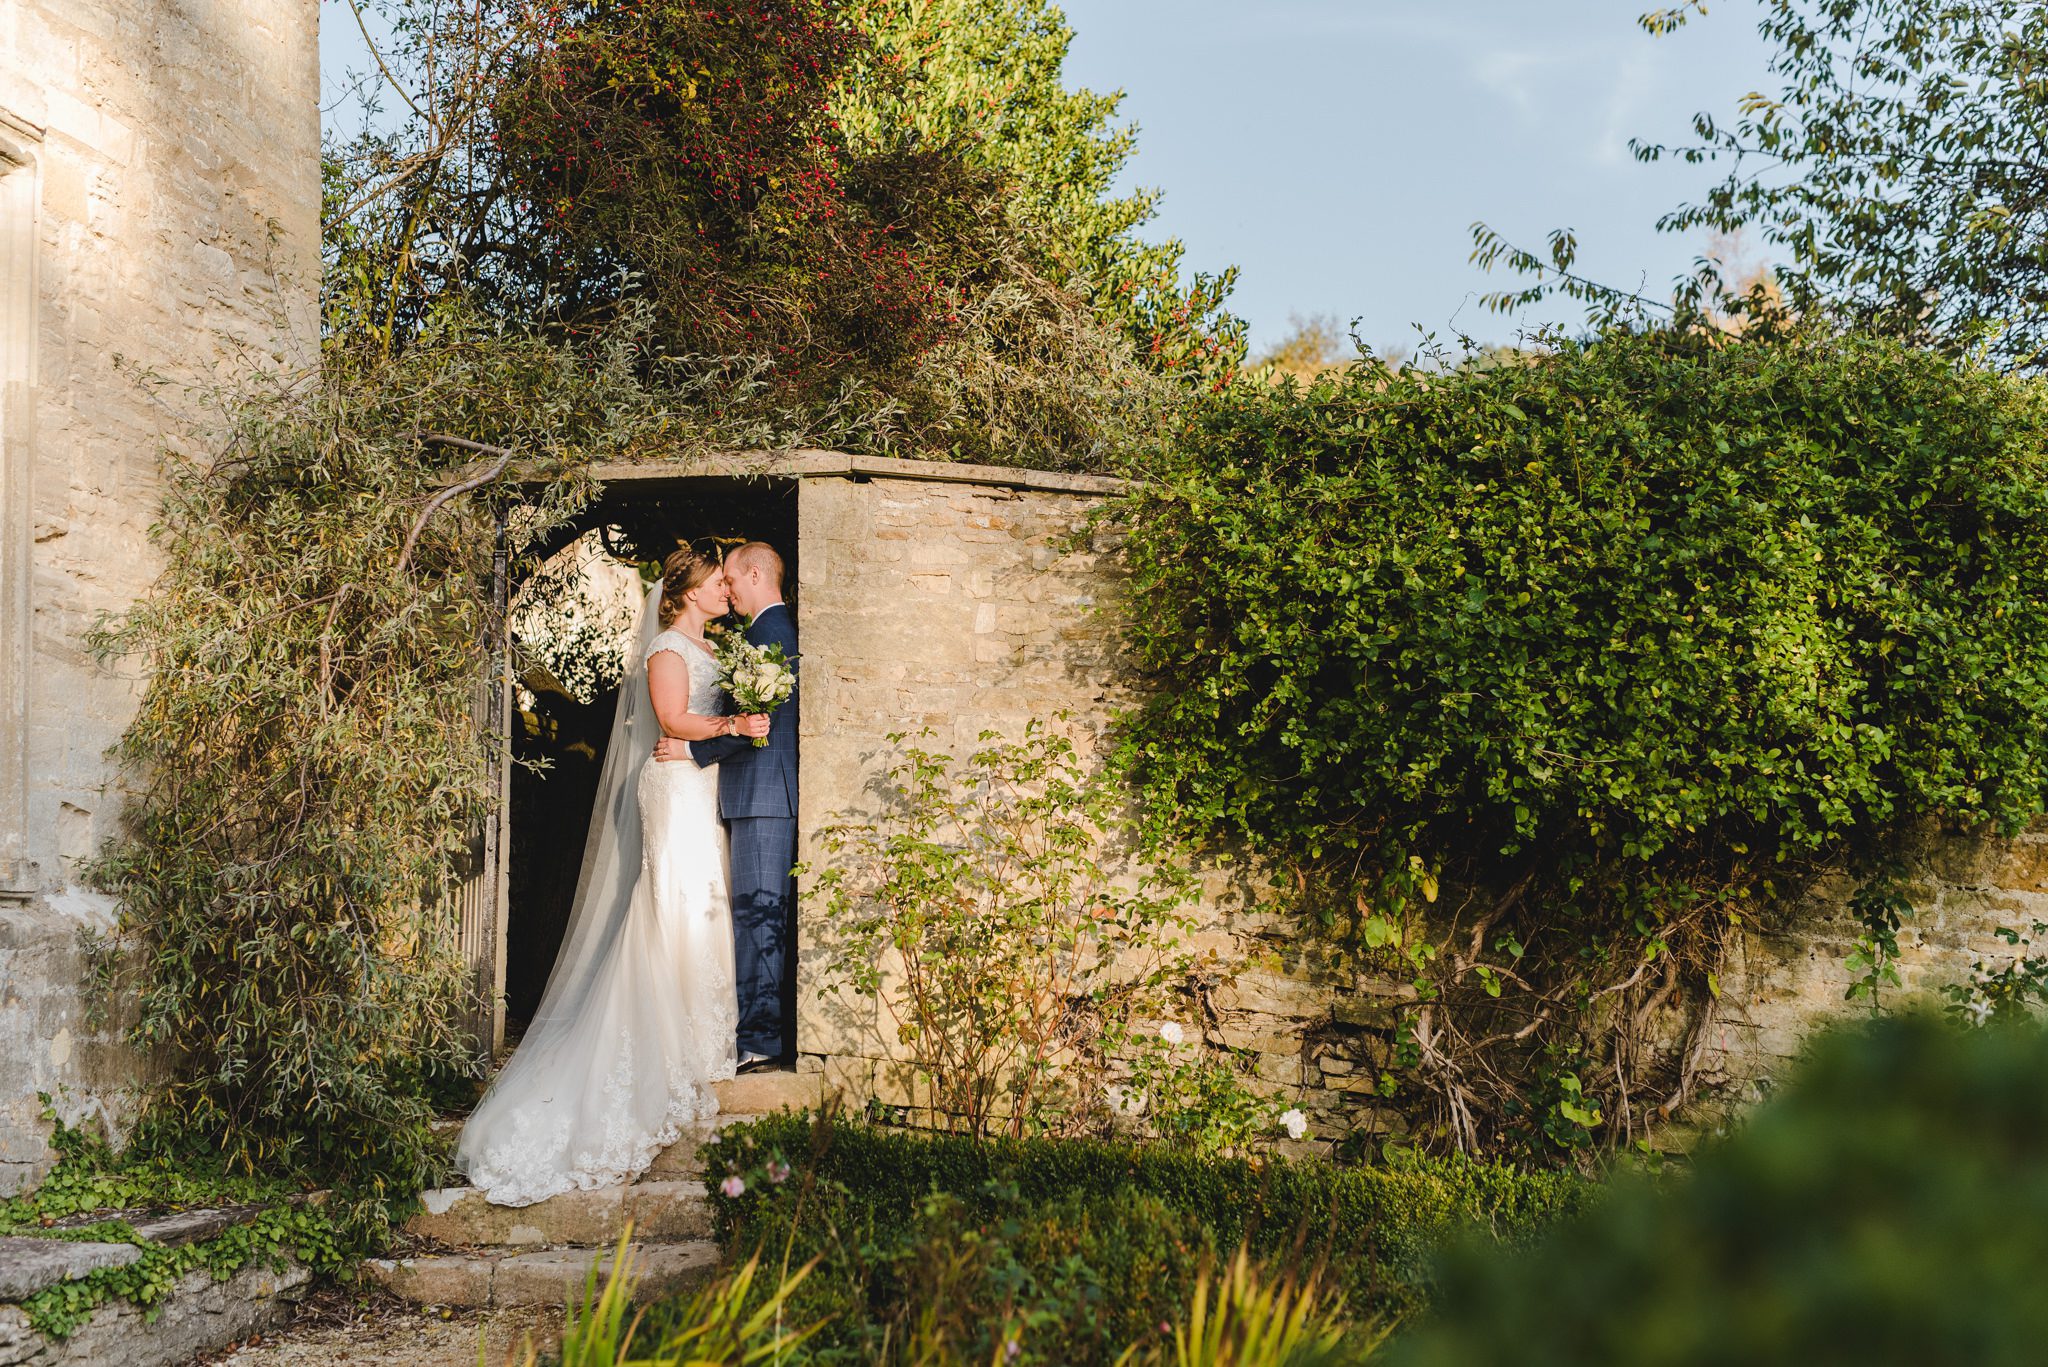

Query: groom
left=660, top=541, right=798, bottom=1071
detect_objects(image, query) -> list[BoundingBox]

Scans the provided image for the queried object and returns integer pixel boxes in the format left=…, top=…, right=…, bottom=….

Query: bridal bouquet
left=712, top=630, right=796, bottom=747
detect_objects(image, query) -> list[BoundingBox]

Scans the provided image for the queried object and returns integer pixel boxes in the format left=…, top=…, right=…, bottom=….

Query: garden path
left=185, top=1289, right=561, bottom=1366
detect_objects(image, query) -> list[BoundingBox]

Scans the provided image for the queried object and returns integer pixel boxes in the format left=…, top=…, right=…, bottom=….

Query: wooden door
left=454, top=509, right=513, bottom=1066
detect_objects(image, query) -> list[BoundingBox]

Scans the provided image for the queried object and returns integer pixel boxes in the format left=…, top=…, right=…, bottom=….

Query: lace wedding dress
left=456, top=604, right=738, bottom=1207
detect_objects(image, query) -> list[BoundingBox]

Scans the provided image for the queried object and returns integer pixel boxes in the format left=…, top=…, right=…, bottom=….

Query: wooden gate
left=453, top=508, right=513, bottom=1066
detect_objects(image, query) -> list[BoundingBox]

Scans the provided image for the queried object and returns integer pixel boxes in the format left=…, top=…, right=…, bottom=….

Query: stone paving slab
left=0, top=1235, right=142, bottom=1301
left=622, top=1182, right=713, bottom=1241
left=403, top=1180, right=710, bottom=1249
left=647, top=1128, right=713, bottom=1178
left=405, top=1185, right=622, bottom=1250
left=711, top=1070, right=825, bottom=1117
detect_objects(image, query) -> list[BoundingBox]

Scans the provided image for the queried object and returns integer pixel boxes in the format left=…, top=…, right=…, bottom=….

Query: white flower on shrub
left=1159, top=1021, right=1185, bottom=1046
left=1279, top=1108, right=1309, bottom=1141
left=720, top=1175, right=747, bottom=1198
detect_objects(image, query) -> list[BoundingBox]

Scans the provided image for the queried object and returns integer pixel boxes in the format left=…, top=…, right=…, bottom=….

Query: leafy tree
left=321, top=0, right=1183, bottom=465
left=1642, top=0, right=2048, bottom=368
left=1478, top=2, right=2048, bottom=367
left=833, top=0, right=1247, bottom=385
left=1250, top=311, right=1351, bottom=383
left=490, top=0, right=989, bottom=387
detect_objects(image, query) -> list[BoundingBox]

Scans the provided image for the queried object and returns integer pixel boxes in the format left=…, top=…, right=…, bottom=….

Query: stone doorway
left=482, top=473, right=799, bottom=1053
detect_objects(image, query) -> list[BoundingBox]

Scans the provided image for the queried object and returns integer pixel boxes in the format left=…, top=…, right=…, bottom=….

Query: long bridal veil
left=522, top=580, right=663, bottom=1043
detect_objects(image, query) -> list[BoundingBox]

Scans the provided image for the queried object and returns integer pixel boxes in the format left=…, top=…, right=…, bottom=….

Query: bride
left=457, top=547, right=770, bottom=1206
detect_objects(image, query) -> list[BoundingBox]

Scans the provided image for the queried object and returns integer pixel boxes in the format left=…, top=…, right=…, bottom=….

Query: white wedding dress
left=456, top=597, right=738, bottom=1207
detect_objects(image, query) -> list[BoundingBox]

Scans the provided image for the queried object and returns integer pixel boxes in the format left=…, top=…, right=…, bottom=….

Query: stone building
left=0, top=0, right=320, bottom=1189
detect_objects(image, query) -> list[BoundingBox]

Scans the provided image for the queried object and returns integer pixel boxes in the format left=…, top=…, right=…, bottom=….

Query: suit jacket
left=688, top=602, right=799, bottom=820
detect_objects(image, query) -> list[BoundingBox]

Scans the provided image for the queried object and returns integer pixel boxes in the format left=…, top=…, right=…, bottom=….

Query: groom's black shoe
left=736, top=1051, right=777, bottom=1074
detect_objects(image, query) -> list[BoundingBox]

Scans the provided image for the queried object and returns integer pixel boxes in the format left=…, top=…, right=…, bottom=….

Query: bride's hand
left=738, top=713, right=771, bottom=739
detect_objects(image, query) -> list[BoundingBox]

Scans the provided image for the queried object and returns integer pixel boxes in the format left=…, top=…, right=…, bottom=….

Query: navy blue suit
left=689, top=603, right=798, bottom=1059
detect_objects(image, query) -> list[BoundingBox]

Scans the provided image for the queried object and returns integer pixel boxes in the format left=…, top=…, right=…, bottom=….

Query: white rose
left=1279, top=1108, right=1308, bottom=1141
left=1159, top=1022, right=1185, bottom=1046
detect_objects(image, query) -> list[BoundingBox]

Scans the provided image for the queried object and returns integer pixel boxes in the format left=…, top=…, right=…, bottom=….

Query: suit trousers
left=728, top=814, right=797, bottom=1058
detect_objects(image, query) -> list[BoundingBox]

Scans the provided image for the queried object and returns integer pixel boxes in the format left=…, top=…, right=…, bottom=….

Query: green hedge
left=1387, top=1015, right=2048, bottom=1366
left=1114, top=327, right=2048, bottom=1147
left=1120, top=327, right=2048, bottom=887
left=675, top=1113, right=1584, bottom=1362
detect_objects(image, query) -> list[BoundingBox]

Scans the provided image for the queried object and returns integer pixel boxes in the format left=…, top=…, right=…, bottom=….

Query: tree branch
left=396, top=433, right=517, bottom=575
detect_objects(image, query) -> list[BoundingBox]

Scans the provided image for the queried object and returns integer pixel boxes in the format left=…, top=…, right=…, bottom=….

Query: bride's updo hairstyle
left=657, top=547, right=720, bottom=628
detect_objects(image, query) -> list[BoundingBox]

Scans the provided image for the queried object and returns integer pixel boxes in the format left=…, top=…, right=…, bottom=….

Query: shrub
left=1115, top=326, right=2048, bottom=1154
left=810, top=724, right=1207, bottom=1141
left=1386, top=1014, right=2048, bottom=1366
left=680, top=1110, right=1585, bottom=1362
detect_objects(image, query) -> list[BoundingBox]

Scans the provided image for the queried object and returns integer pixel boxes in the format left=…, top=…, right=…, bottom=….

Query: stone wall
left=792, top=468, right=1142, bottom=1111
left=787, top=466, right=2048, bottom=1152
left=0, top=0, right=320, bottom=1189
left=1698, top=824, right=2048, bottom=1113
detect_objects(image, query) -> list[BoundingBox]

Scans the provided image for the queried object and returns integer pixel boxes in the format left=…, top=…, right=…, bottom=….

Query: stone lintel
left=517, top=450, right=1127, bottom=498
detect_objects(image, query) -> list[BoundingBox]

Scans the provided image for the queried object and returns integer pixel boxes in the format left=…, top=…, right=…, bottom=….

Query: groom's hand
left=653, top=736, right=686, bottom=763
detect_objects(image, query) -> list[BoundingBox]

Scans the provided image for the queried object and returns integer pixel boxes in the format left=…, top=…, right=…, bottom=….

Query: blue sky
left=320, top=1, right=1782, bottom=353
left=1054, top=1, right=1780, bottom=354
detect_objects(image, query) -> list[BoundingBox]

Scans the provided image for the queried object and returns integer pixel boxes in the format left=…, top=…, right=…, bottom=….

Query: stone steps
left=0, top=1206, right=311, bottom=1365
left=370, top=1068, right=831, bottom=1309
left=364, top=1240, right=720, bottom=1309
left=404, top=1178, right=714, bottom=1249
left=649, top=1069, right=825, bottom=1175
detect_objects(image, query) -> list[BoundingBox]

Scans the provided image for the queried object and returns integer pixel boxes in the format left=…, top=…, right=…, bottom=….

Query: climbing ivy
left=83, top=313, right=723, bottom=1187
left=0, top=1105, right=356, bottom=1339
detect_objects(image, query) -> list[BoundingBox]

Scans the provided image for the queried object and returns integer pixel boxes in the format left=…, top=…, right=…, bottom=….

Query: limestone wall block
left=0, top=0, right=321, bottom=1176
